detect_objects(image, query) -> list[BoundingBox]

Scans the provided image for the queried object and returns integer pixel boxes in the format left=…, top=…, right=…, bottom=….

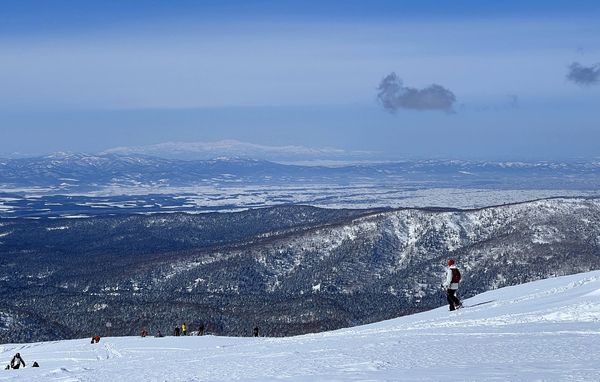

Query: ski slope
left=2, top=271, right=600, bottom=381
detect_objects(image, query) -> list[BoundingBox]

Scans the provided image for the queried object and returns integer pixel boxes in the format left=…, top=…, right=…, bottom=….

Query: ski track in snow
left=1, top=271, right=600, bottom=381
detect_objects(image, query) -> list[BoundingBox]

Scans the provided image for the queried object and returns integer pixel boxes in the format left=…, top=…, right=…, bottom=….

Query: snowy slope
left=1, top=271, right=600, bottom=381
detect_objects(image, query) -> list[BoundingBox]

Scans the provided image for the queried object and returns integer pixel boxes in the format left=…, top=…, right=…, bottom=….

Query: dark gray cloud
left=566, top=62, right=600, bottom=85
left=377, top=72, right=456, bottom=113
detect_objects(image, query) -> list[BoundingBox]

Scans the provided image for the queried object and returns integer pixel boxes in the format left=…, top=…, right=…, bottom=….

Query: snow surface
left=3, top=188, right=599, bottom=218
left=1, top=271, right=600, bottom=381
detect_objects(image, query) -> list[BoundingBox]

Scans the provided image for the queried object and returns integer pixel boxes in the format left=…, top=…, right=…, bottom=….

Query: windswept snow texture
left=1, top=271, right=599, bottom=381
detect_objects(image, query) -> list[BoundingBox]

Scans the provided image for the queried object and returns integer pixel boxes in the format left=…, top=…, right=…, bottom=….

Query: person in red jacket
left=443, top=259, right=462, bottom=311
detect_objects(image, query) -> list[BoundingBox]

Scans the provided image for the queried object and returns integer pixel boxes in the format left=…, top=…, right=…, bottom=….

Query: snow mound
left=1, top=271, right=600, bottom=381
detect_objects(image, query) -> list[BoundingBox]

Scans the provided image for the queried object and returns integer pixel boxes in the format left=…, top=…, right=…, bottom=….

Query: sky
left=1, top=0, right=599, bottom=160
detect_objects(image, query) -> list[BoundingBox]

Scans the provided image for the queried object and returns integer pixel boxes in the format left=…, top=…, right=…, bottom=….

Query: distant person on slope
left=197, top=323, right=205, bottom=336
left=182, top=322, right=187, bottom=336
left=443, top=259, right=462, bottom=311
left=174, top=326, right=181, bottom=336
left=10, top=353, right=26, bottom=369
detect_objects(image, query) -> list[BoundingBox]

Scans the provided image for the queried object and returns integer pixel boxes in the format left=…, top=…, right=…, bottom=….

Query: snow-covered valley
left=2, top=198, right=600, bottom=344
left=1, top=271, right=599, bottom=381
left=2, top=153, right=600, bottom=217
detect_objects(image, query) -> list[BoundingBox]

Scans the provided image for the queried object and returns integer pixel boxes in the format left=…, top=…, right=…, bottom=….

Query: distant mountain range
left=1, top=198, right=599, bottom=343
left=102, top=139, right=370, bottom=162
left=2, top=152, right=600, bottom=192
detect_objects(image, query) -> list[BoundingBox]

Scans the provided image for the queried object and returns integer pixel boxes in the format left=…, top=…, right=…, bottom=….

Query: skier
left=174, top=326, right=181, bottom=336
left=197, top=323, right=205, bottom=336
left=10, top=353, right=26, bottom=369
left=140, top=328, right=148, bottom=337
left=182, top=322, right=187, bottom=336
left=253, top=326, right=259, bottom=337
left=443, top=258, right=462, bottom=311
left=90, top=335, right=101, bottom=344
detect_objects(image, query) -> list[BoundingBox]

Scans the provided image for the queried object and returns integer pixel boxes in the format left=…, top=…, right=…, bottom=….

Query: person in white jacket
left=443, top=259, right=462, bottom=311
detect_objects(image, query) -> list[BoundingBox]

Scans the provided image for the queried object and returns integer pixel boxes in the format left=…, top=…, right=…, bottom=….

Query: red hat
left=447, top=259, right=455, bottom=266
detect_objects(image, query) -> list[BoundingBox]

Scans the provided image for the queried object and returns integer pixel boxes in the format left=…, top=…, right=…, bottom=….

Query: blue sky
left=1, top=0, right=599, bottom=159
